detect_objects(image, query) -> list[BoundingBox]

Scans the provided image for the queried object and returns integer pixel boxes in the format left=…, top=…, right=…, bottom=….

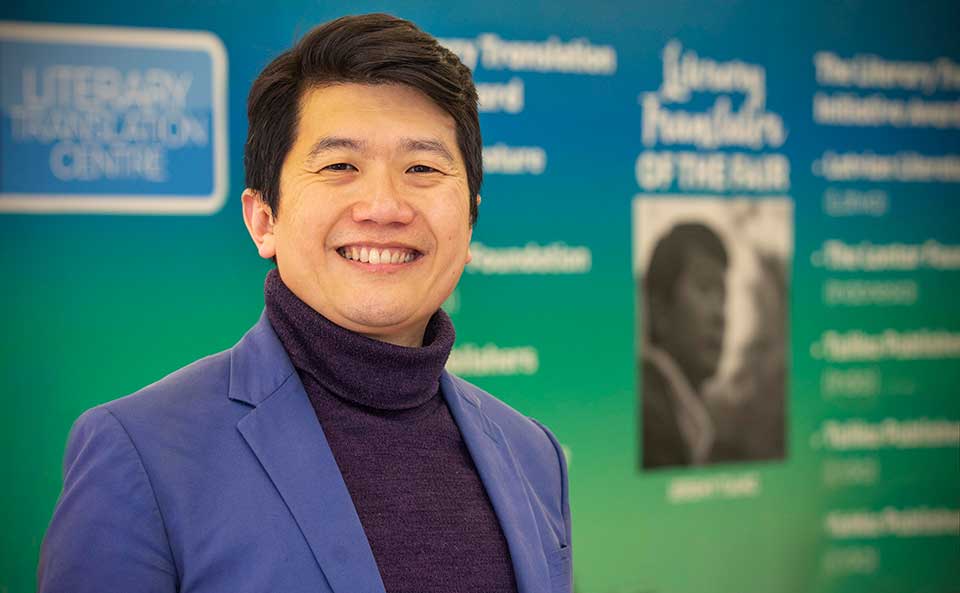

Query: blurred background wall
left=2, top=1, right=958, bottom=592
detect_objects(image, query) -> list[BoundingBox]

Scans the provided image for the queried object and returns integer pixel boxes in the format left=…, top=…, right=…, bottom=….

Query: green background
left=2, top=1, right=958, bottom=592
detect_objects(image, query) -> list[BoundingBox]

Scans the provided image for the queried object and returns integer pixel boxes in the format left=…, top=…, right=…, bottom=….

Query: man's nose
left=351, top=173, right=415, bottom=225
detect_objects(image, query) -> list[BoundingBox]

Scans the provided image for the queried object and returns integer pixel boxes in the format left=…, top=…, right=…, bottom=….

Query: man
left=38, top=14, right=571, bottom=593
left=640, top=222, right=728, bottom=469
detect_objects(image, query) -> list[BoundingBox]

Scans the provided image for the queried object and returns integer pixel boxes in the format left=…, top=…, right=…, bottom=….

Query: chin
left=339, top=301, right=419, bottom=331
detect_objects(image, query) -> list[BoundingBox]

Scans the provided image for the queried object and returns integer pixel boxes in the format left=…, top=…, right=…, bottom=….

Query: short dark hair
left=244, top=13, right=482, bottom=224
left=644, top=222, right=728, bottom=303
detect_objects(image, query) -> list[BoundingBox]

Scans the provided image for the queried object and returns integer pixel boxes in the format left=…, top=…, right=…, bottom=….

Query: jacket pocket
left=546, top=544, right=571, bottom=593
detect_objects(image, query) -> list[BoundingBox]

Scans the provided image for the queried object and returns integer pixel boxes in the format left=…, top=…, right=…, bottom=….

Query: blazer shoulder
left=40, top=406, right=179, bottom=591
left=446, top=373, right=571, bottom=544
left=104, top=348, right=233, bottom=420
left=41, top=347, right=236, bottom=591
left=83, top=346, right=250, bottom=471
left=447, top=373, right=559, bottom=464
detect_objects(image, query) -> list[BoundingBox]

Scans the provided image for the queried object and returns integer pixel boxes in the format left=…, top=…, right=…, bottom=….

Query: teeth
left=340, top=246, right=417, bottom=264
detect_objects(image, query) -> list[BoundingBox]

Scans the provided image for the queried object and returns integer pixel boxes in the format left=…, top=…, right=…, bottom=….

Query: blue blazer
left=38, top=314, right=572, bottom=593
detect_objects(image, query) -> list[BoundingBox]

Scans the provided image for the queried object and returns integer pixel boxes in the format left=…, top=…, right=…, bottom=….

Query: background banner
left=2, top=2, right=958, bottom=592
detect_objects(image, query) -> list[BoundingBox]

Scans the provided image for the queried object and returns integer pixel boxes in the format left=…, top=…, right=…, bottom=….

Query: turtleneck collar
left=263, top=269, right=455, bottom=411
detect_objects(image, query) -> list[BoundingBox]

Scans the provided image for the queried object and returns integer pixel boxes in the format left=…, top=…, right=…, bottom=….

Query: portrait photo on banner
left=633, top=196, right=793, bottom=470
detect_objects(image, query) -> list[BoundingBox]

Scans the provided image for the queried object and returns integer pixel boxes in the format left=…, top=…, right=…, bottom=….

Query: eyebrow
left=399, top=137, right=456, bottom=166
left=305, top=136, right=366, bottom=165
left=304, top=135, right=456, bottom=167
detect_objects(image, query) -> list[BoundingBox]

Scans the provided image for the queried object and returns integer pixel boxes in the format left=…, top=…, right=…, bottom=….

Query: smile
left=336, top=245, right=422, bottom=265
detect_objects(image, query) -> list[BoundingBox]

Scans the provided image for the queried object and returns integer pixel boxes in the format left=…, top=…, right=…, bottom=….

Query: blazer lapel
left=441, top=372, right=552, bottom=593
left=229, top=313, right=386, bottom=593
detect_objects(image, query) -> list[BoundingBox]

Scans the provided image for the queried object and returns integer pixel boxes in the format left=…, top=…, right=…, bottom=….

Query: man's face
left=244, top=83, right=473, bottom=346
left=657, top=246, right=727, bottom=389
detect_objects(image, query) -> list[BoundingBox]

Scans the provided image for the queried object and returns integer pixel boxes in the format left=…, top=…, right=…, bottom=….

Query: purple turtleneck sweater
left=264, top=270, right=518, bottom=593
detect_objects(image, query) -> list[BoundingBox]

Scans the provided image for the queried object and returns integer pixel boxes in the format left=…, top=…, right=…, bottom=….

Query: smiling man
left=244, top=82, right=473, bottom=348
left=640, top=222, right=728, bottom=469
left=38, top=14, right=571, bottom=593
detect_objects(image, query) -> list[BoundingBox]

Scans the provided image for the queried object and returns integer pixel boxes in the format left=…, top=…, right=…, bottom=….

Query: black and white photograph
left=634, top=197, right=793, bottom=470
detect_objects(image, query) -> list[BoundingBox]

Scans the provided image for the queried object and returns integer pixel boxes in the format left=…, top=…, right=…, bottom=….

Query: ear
left=465, top=194, right=480, bottom=264
left=465, top=222, right=474, bottom=265
left=241, top=189, right=277, bottom=260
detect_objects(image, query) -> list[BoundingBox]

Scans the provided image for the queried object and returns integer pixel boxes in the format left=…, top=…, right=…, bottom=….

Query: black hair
left=644, top=222, right=728, bottom=304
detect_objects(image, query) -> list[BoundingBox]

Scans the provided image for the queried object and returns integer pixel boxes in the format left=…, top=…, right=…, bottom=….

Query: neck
left=360, top=326, right=425, bottom=348
left=263, top=269, right=456, bottom=410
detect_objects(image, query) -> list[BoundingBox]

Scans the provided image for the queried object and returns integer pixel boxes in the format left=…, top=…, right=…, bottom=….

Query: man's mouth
left=336, top=245, right=423, bottom=265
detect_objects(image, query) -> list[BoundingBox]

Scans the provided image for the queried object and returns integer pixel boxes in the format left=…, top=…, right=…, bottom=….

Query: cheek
left=434, top=206, right=471, bottom=249
left=280, top=200, right=341, bottom=254
left=673, top=282, right=698, bottom=315
left=674, top=295, right=709, bottom=337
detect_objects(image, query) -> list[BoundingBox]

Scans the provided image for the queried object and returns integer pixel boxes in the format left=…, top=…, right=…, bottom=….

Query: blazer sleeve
left=531, top=418, right=571, bottom=546
left=38, top=406, right=178, bottom=593
left=529, top=417, right=573, bottom=589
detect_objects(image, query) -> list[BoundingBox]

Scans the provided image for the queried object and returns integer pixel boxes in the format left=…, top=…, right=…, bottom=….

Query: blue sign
left=0, top=22, right=227, bottom=214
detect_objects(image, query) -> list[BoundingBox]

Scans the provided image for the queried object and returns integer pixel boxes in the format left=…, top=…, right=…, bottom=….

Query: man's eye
left=324, top=163, right=356, bottom=171
left=408, top=164, right=438, bottom=174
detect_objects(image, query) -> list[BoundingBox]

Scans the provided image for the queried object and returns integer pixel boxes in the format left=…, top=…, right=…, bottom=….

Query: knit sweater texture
left=264, top=270, right=518, bottom=593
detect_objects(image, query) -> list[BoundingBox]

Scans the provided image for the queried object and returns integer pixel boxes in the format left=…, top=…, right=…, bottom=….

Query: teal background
left=2, top=1, right=958, bottom=592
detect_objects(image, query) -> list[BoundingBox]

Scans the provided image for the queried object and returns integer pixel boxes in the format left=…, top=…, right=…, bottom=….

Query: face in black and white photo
left=647, top=223, right=729, bottom=391
left=649, top=243, right=727, bottom=391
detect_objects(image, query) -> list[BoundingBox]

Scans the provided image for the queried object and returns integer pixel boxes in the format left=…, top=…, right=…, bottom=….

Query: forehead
left=682, top=246, right=727, bottom=280
left=293, top=83, right=457, bottom=149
